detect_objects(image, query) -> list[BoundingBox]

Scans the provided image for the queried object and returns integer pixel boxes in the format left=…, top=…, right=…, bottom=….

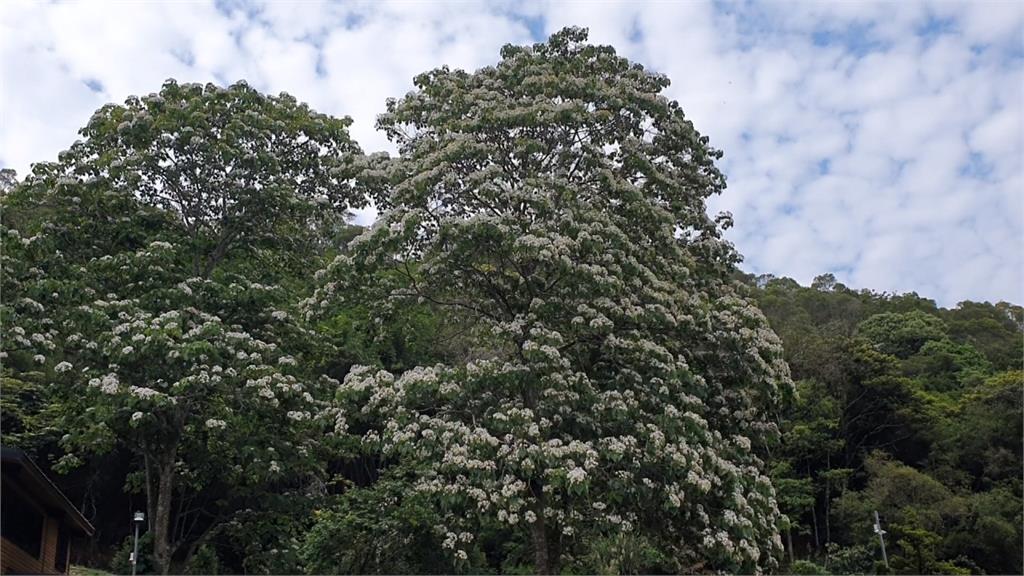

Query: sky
left=1, top=1, right=1021, bottom=307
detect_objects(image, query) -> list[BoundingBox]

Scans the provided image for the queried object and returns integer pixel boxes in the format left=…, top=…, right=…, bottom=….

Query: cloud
left=1, top=0, right=1021, bottom=306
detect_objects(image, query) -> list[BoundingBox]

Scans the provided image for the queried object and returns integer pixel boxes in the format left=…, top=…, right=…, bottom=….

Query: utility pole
left=132, top=511, right=145, bottom=576
left=873, top=510, right=889, bottom=570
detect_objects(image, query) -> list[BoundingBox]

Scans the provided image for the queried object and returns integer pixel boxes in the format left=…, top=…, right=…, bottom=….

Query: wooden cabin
left=1, top=447, right=94, bottom=575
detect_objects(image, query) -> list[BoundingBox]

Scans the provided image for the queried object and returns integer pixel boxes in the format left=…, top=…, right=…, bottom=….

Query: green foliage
left=857, top=311, right=948, bottom=359
left=212, top=491, right=318, bottom=575
left=573, top=532, right=671, bottom=575
left=825, top=544, right=876, bottom=575
left=69, top=566, right=113, bottom=576
left=832, top=454, right=953, bottom=543
left=110, top=533, right=154, bottom=575
left=888, top=522, right=956, bottom=575
left=942, top=301, right=1024, bottom=370
left=939, top=370, right=1024, bottom=488
left=0, top=376, right=45, bottom=447
left=749, top=275, right=1022, bottom=575
left=55, top=79, right=365, bottom=277
left=791, top=559, right=829, bottom=574
left=901, top=338, right=990, bottom=391
left=942, top=488, right=1022, bottom=574
left=301, top=477, right=454, bottom=574
left=184, top=545, right=219, bottom=575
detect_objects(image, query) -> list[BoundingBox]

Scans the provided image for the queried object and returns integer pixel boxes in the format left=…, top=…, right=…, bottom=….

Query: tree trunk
left=787, top=524, right=794, bottom=566
left=530, top=510, right=551, bottom=574
left=825, top=453, right=832, bottom=549
left=529, top=481, right=553, bottom=574
left=144, top=453, right=157, bottom=533
left=811, top=504, right=820, bottom=553
left=152, top=451, right=176, bottom=575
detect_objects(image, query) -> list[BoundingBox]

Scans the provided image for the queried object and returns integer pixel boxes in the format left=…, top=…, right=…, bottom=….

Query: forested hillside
left=2, top=28, right=1021, bottom=575
left=744, top=274, right=1022, bottom=574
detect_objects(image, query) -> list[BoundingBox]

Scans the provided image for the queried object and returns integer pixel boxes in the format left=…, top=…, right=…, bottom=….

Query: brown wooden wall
left=1, top=535, right=45, bottom=575
left=1, top=478, right=64, bottom=575
left=41, top=516, right=59, bottom=573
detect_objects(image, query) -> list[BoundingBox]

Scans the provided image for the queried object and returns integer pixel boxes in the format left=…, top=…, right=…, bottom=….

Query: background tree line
left=745, top=272, right=1022, bottom=575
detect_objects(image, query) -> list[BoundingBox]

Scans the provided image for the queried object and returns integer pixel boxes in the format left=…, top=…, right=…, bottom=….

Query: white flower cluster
left=88, top=373, right=121, bottom=394
left=129, top=386, right=163, bottom=401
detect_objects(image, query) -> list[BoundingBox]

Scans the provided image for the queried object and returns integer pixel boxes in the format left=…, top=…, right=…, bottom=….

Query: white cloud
left=1, top=0, right=1020, bottom=306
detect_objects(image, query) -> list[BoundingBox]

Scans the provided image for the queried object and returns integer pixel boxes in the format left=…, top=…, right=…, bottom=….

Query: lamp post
left=131, top=511, right=145, bottom=576
left=873, top=510, right=889, bottom=570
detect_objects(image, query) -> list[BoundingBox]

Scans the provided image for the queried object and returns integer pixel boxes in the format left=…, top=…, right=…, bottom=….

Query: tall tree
left=45, top=79, right=366, bottom=277
left=311, top=28, right=793, bottom=573
left=1, top=80, right=367, bottom=573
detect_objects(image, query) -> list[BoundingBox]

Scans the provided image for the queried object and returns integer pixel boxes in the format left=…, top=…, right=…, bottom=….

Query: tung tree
left=311, top=28, right=793, bottom=573
left=2, top=81, right=367, bottom=573
left=2, top=206, right=334, bottom=573
left=61, top=244, right=330, bottom=573
left=46, top=79, right=367, bottom=277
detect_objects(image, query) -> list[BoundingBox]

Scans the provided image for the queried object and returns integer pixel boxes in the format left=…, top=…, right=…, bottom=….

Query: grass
left=70, top=565, right=113, bottom=576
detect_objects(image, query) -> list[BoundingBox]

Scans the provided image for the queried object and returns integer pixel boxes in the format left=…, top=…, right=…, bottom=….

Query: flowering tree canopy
left=0, top=81, right=365, bottom=572
left=310, top=28, right=793, bottom=573
left=2, top=191, right=335, bottom=573
left=35, top=79, right=366, bottom=277
left=55, top=245, right=330, bottom=573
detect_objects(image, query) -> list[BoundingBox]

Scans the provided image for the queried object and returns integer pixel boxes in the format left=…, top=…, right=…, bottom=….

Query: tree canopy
left=1, top=78, right=365, bottom=574
left=306, top=27, right=791, bottom=574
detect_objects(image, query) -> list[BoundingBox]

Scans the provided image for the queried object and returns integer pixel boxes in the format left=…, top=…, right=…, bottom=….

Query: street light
left=873, top=510, right=889, bottom=569
left=131, top=511, right=145, bottom=576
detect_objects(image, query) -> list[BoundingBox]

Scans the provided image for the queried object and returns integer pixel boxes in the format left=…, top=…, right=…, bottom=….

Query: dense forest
left=2, top=28, right=1021, bottom=575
